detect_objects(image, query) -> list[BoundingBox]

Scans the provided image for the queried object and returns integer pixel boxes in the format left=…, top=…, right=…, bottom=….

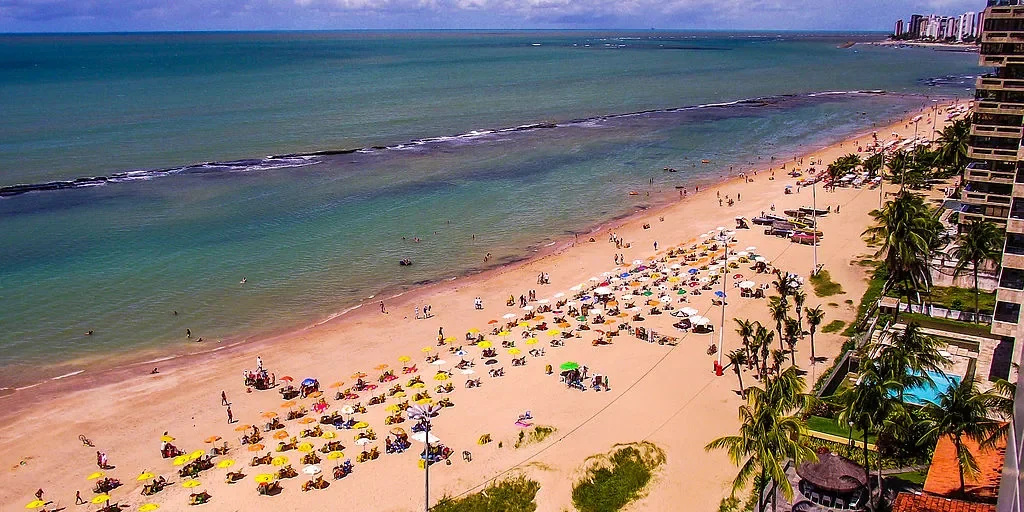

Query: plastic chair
left=811, top=492, right=821, bottom=503
left=848, top=494, right=861, bottom=509
left=835, top=498, right=845, bottom=509
left=822, top=495, right=832, bottom=507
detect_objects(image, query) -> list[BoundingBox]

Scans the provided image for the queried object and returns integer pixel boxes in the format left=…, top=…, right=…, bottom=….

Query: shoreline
left=0, top=95, right=952, bottom=414
left=0, top=102, right=962, bottom=512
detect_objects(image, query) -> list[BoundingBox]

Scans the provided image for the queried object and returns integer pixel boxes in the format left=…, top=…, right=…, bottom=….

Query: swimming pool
left=903, top=371, right=961, bottom=406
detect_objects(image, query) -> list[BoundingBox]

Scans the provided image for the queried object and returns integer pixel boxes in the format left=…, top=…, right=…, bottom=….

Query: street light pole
left=718, top=229, right=729, bottom=370
left=408, top=403, right=441, bottom=512
left=811, top=178, right=818, bottom=277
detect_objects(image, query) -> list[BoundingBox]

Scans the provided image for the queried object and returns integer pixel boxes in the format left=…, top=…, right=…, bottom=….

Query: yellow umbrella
left=92, top=494, right=111, bottom=504
left=392, top=391, right=406, bottom=398
left=329, top=381, right=345, bottom=389
left=353, top=422, right=369, bottom=429
left=374, top=364, right=389, bottom=371
left=327, top=451, right=345, bottom=460
left=415, top=398, right=433, bottom=405
left=308, top=391, right=323, bottom=399
left=182, top=480, right=201, bottom=488
left=668, top=276, right=680, bottom=283
left=385, top=404, right=402, bottom=413
left=25, top=500, right=46, bottom=509
left=467, top=328, right=480, bottom=334
left=433, top=373, right=449, bottom=381
left=87, top=471, right=105, bottom=480
left=172, top=454, right=190, bottom=466
left=254, top=473, right=276, bottom=484
left=189, top=449, right=206, bottom=459
left=160, top=434, right=175, bottom=442
left=271, top=456, right=289, bottom=466
left=525, top=338, right=539, bottom=345
left=507, top=348, right=521, bottom=355
left=137, top=471, right=155, bottom=481
left=398, top=355, right=412, bottom=363
left=478, top=341, right=492, bottom=349
left=234, top=424, right=251, bottom=432
left=321, top=431, right=337, bottom=440
left=517, top=322, right=529, bottom=328
left=444, top=336, right=457, bottom=343
left=547, top=329, right=561, bottom=336
left=262, top=411, right=278, bottom=419
left=297, top=442, right=314, bottom=453
left=497, top=330, right=511, bottom=336
left=217, top=459, right=235, bottom=469
left=421, top=346, right=433, bottom=353
left=139, top=504, right=160, bottom=512
left=409, top=382, right=425, bottom=389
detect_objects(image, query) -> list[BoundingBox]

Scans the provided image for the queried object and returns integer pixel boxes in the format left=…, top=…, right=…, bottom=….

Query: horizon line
left=0, top=28, right=892, bottom=36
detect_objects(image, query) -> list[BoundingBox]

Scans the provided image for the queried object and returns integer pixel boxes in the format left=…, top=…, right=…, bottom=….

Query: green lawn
left=899, top=312, right=993, bottom=338
left=889, top=469, right=928, bottom=486
left=810, top=270, right=845, bottom=297
left=821, top=320, right=845, bottom=333
left=806, top=415, right=876, bottom=443
left=888, top=286, right=995, bottom=315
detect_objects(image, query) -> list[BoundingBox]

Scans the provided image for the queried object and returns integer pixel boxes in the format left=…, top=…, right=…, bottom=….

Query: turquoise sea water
left=0, top=31, right=979, bottom=390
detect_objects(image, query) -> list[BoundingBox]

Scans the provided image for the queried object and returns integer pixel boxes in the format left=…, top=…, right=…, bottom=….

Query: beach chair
left=835, top=497, right=845, bottom=509
left=822, top=495, right=832, bottom=508
left=847, top=494, right=860, bottom=509
left=810, top=492, right=820, bottom=504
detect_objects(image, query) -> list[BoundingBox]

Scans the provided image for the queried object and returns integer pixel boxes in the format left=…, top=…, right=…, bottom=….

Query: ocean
left=0, top=31, right=979, bottom=391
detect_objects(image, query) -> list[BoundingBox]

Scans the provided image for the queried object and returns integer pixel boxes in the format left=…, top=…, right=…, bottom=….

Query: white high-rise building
left=958, top=11, right=977, bottom=41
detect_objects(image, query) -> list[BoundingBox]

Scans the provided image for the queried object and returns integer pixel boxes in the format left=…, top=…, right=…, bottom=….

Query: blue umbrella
left=619, top=273, right=630, bottom=279
left=688, top=268, right=699, bottom=275
left=714, top=291, right=727, bottom=298
left=301, top=378, right=317, bottom=387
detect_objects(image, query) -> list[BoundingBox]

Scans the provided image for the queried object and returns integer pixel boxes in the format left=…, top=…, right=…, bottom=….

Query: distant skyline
left=0, top=0, right=986, bottom=33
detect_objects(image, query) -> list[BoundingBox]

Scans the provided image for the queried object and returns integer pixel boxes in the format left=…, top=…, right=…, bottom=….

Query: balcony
left=968, top=145, right=1020, bottom=161
left=977, top=75, right=1024, bottom=92
left=975, top=99, right=1024, bottom=115
left=972, top=123, right=1024, bottom=138
left=980, top=54, right=1024, bottom=66
left=987, top=6, right=1024, bottom=19
left=967, top=162, right=1017, bottom=182
left=983, top=31, right=1024, bottom=43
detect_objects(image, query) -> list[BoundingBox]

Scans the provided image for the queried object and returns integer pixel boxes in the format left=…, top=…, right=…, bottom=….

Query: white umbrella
left=659, top=295, right=673, bottom=303
left=430, top=359, right=447, bottom=366
left=537, top=299, right=550, bottom=304
left=727, top=256, right=738, bottom=262
left=691, top=316, right=710, bottom=326
left=354, top=438, right=372, bottom=446
left=523, top=305, right=534, bottom=311
left=590, top=306, right=603, bottom=314
left=340, top=405, right=355, bottom=415
left=754, top=256, right=767, bottom=263
left=745, top=246, right=757, bottom=252
left=553, top=293, right=565, bottom=299
left=570, top=284, right=583, bottom=291
left=302, top=465, right=322, bottom=475
left=736, top=251, right=749, bottom=258
left=502, top=313, right=517, bottom=320
left=633, top=259, right=644, bottom=265
left=411, top=432, right=441, bottom=444
left=680, top=307, right=699, bottom=316
left=460, top=369, right=475, bottom=375
left=739, top=281, right=756, bottom=289
left=602, top=271, right=614, bottom=277
left=589, top=277, right=600, bottom=281
left=594, top=286, right=613, bottom=296
left=620, top=294, right=634, bottom=300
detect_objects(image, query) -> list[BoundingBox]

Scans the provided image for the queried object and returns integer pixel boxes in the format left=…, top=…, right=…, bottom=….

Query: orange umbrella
left=487, top=320, right=498, bottom=324
left=248, top=443, right=265, bottom=452
left=351, top=372, right=367, bottom=379
left=308, top=391, right=323, bottom=399
left=329, top=381, right=345, bottom=389
left=273, top=431, right=290, bottom=440
left=204, top=436, right=222, bottom=444
left=280, top=376, right=294, bottom=382
left=262, top=411, right=278, bottom=419
left=299, top=417, right=316, bottom=424
left=374, top=364, right=388, bottom=371
left=234, top=424, right=252, bottom=432
left=280, top=401, right=297, bottom=408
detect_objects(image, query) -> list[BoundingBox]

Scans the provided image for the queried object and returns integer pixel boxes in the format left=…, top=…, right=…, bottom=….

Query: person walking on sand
left=76, top=490, right=86, bottom=505
left=380, top=301, right=388, bottom=314
left=221, top=391, right=229, bottom=406
left=256, top=355, right=263, bottom=371
left=653, top=241, right=658, bottom=251
left=226, top=406, right=233, bottom=424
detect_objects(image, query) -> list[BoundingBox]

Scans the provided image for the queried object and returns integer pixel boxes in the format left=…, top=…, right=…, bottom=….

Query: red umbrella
left=487, top=320, right=499, bottom=324
left=281, top=376, right=294, bottom=382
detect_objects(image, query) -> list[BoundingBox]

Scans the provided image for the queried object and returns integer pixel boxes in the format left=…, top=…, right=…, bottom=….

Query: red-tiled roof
left=892, top=492, right=995, bottom=512
left=923, top=434, right=1005, bottom=500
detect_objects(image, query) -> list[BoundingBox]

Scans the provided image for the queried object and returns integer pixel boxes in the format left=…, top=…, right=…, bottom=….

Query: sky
left=0, top=0, right=988, bottom=33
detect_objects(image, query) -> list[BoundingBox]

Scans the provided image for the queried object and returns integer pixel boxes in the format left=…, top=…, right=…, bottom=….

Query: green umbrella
left=560, top=361, right=579, bottom=371
left=677, top=289, right=687, bottom=295
left=642, top=291, right=654, bottom=296
left=576, top=316, right=587, bottom=322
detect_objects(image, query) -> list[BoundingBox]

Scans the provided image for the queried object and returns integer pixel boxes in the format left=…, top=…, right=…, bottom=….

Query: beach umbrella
left=248, top=444, right=265, bottom=452
left=433, top=372, right=449, bottom=381
left=444, top=336, right=457, bottom=343
left=508, top=348, right=521, bottom=355
left=460, top=369, right=475, bottom=375
left=351, top=372, right=367, bottom=379
left=410, top=382, right=426, bottom=388
left=755, top=256, right=767, bottom=263
left=641, top=290, right=653, bottom=296
left=340, top=405, right=355, bottom=415
left=301, top=378, right=317, bottom=387
left=139, top=504, right=160, bottom=512
left=92, top=494, right=112, bottom=504
left=497, top=330, right=511, bottom=336
left=385, top=404, right=402, bottom=413
left=181, top=480, right=201, bottom=489
left=262, top=411, right=278, bottom=419
left=329, top=381, right=345, bottom=388
left=502, top=313, right=517, bottom=320
left=160, top=434, right=175, bottom=442
left=593, top=286, right=612, bottom=295
left=478, top=341, right=492, bottom=349
left=688, top=268, right=699, bottom=275
left=273, top=430, right=290, bottom=440
left=691, top=316, right=710, bottom=326
left=677, top=289, right=687, bottom=295
left=281, top=376, right=294, bottom=383
left=467, top=328, right=480, bottom=334
left=421, top=347, right=433, bottom=353
left=392, top=391, right=407, bottom=398
left=715, top=291, right=726, bottom=298
left=523, top=305, right=534, bottom=311
left=681, top=307, right=698, bottom=316
left=254, top=473, right=277, bottom=484
left=430, top=359, right=447, bottom=366
left=416, top=398, right=433, bottom=405
left=297, top=442, right=314, bottom=453
left=547, top=329, right=561, bottom=336
left=25, top=501, right=47, bottom=509
left=217, top=460, right=235, bottom=469
left=280, top=401, right=296, bottom=408
left=353, top=422, right=369, bottom=429
left=299, top=417, right=316, bottom=424
left=327, top=451, right=345, bottom=460
left=570, top=284, right=583, bottom=291
left=204, top=435, right=222, bottom=443
left=487, top=319, right=499, bottom=324
left=554, top=292, right=565, bottom=298
left=560, top=361, right=579, bottom=371
left=234, top=424, right=251, bottom=432
left=173, top=455, right=190, bottom=466
left=525, top=338, right=539, bottom=345
left=668, top=276, right=680, bottom=282
left=739, top=281, right=755, bottom=289
left=454, top=349, right=468, bottom=357
left=354, top=438, right=372, bottom=446
left=322, top=431, right=337, bottom=440
left=272, top=456, right=289, bottom=466
left=517, top=321, right=529, bottom=328
left=398, top=356, right=412, bottom=364
left=374, top=364, right=389, bottom=371
left=411, top=431, right=441, bottom=444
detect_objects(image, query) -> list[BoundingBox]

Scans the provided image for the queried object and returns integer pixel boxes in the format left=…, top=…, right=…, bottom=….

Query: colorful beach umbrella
left=254, top=473, right=276, bottom=484
left=467, top=328, right=480, bottom=334
left=271, top=456, right=289, bottom=466
left=139, top=504, right=160, bottom=512
left=560, top=361, right=579, bottom=371
left=234, top=424, right=251, bottom=432
left=525, top=338, right=538, bottom=345
left=273, top=430, right=290, bottom=440
left=329, top=381, right=345, bottom=388
left=25, top=500, right=46, bottom=509
left=353, top=422, right=369, bottom=429
left=280, top=400, right=296, bottom=408
left=91, top=494, right=111, bottom=505
left=385, top=404, right=402, bottom=413
left=433, top=372, right=449, bottom=381
left=204, top=435, right=222, bottom=443
left=299, top=417, right=316, bottom=424
left=297, top=442, right=314, bottom=453
left=182, top=480, right=201, bottom=489
left=507, top=348, right=521, bottom=355
left=374, top=364, right=389, bottom=371
left=160, top=434, right=175, bottom=442
left=262, top=411, right=278, bottom=419
left=477, top=341, right=492, bottom=349
left=248, top=443, right=265, bottom=452
left=173, top=455, right=190, bottom=466
left=189, top=449, right=206, bottom=459
left=217, top=460, right=235, bottom=469
left=327, top=451, right=345, bottom=460
left=322, top=431, right=337, bottom=440
left=86, top=471, right=105, bottom=480
left=398, top=355, right=412, bottom=363
left=137, top=472, right=155, bottom=481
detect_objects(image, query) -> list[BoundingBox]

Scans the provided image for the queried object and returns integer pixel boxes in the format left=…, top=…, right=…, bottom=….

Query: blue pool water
left=904, top=371, right=961, bottom=406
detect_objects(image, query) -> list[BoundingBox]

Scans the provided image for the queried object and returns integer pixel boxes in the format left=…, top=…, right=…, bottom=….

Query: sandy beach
left=1, top=103, right=960, bottom=512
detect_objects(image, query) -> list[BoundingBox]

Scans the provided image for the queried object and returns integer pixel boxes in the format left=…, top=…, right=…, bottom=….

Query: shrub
left=821, top=320, right=846, bottom=333
left=810, top=270, right=845, bottom=297
left=433, top=476, right=541, bottom=512
left=572, top=442, right=666, bottom=512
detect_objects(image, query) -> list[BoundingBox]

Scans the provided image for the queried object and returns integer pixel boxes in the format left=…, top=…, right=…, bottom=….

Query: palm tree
left=706, top=367, right=815, bottom=512
left=727, top=348, right=748, bottom=396
left=934, top=116, right=972, bottom=175
left=772, top=270, right=795, bottom=300
left=805, top=306, right=825, bottom=364
left=983, top=378, right=1015, bottom=449
left=768, top=296, right=790, bottom=351
left=793, top=290, right=807, bottom=331
left=881, top=323, right=947, bottom=388
left=836, top=359, right=905, bottom=493
left=755, top=326, right=774, bottom=379
left=863, top=191, right=941, bottom=304
left=952, top=220, right=1004, bottom=323
left=784, top=318, right=801, bottom=367
left=735, top=318, right=756, bottom=365
left=886, top=150, right=910, bottom=184
left=919, top=377, right=999, bottom=495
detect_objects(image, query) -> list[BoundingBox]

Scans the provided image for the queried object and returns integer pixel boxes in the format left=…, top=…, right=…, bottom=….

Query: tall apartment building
left=910, top=14, right=925, bottom=37
left=895, top=19, right=905, bottom=38
left=971, top=2, right=1024, bottom=511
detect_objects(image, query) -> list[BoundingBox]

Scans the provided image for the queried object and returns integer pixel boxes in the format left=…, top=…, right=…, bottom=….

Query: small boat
left=629, top=191, right=640, bottom=196
left=701, top=159, right=710, bottom=164
left=799, top=206, right=829, bottom=217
